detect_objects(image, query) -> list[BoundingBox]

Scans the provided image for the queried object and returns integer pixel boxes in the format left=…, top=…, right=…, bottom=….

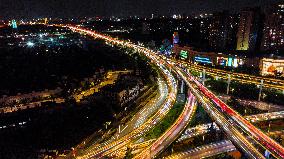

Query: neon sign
left=180, top=50, right=188, bottom=60
left=194, top=56, right=212, bottom=64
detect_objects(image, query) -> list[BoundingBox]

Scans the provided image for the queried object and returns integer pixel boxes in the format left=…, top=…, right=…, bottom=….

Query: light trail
left=176, top=65, right=284, bottom=159
left=53, top=25, right=284, bottom=159
left=176, top=60, right=284, bottom=90
left=63, top=25, right=178, bottom=159
left=164, top=140, right=236, bottom=159
left=134, top=91, right=197, bottom=159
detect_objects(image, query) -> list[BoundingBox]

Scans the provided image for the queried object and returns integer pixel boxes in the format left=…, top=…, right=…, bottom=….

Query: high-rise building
left=44, top=18, right=48, bottom=25
left=236, top=11, right=252, bottom=51
left=207, top=13, right=226, bottom=50
left=11, top=19, right=17, bottom=29
left=141, top=22, right=150, bottom=34
left=199, top=17, right=211, bottom=44
left=236, top=8, right=263, bottom=51
left=203, top=11, right=238, bottom=51
left=261, top=4, right=284, bottom=51
left=173, top=32, right=179, bottom=44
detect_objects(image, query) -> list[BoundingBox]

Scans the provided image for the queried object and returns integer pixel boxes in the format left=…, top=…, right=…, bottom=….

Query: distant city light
left=27, top=41, right=35, bottom=47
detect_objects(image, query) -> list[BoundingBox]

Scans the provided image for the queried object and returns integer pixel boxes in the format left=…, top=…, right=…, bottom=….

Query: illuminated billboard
left=228, top=57, right=233, bottom=67
left=194, top=56, right=212, bottom=64
left=233, top=58, right=238, bottom=67
left=260, top=58, right=284, bottom=77
left=217, top=57, right=228, bottom=66
left=217, top=56, right=241, bottom=67
left=180, top=50, right=188, bottom=60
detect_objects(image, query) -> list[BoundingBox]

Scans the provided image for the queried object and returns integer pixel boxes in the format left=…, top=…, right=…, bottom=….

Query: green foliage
left=124, top=147, right=134, bottom=159
left=264, top=89, right=284, bottom=105
left=189, top=70, right=200, bottom=77
left=145, top=102, right=185, bottom=140
left=205, top=80, right=227, bottom=93
left=226, top=97, right=266, bottom=115
left=230, top=82, right=259, bottom=100
left=189, top=104, right=212, bottom=127
left=205, top=79, right=284, bottom=106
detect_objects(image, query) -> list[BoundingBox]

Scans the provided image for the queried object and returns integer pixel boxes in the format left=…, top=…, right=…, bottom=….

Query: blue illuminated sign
left=194, top=56, right=212, bottom=64
left=228, top=57, right=233, bottom=67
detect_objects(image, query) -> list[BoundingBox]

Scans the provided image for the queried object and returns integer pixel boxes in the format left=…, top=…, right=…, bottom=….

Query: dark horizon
left=0, top=0, right=283, bottom=19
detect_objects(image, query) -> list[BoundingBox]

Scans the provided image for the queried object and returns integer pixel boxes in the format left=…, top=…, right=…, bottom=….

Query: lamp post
left=258, top=79, right=264, bottom=101
left=227, top=74, right=231, bottom=95
left=202, top=69, right=206, bottom=85
left=181, top=80, right=184, bottom=94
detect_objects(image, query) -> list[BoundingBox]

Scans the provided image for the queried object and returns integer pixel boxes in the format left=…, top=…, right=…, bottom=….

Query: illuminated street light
left=227, top=74, right=231, bottom=95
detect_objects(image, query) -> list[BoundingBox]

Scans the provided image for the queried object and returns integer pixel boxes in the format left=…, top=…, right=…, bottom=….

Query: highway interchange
left=56, top=25, right=284, bottom=159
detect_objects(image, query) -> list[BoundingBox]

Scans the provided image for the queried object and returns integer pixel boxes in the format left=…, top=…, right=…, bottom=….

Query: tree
left=124, top=147, right=133, bottom=159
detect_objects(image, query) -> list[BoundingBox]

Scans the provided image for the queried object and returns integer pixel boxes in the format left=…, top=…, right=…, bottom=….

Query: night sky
left=0, top=0, right=283, bottom=19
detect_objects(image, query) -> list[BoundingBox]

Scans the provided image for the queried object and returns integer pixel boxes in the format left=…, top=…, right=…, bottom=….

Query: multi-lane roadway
left=134, top=91, right=197, bottom=159
left=67, top=26, right=180, bottom=159
left=178, top=60, right=284, bottom=90
left=177, top=110, right=284, bottom=144
left=62, top=25, right=284, bottom=159
left=175, top=65, right=284, bottom=158
left=164, top=140, right=236, bottom=159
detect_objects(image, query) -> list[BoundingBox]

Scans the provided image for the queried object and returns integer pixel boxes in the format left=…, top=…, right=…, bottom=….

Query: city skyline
left=1, top=1, right=284, bottom=159
left=0, top=0, right=283, bottom=19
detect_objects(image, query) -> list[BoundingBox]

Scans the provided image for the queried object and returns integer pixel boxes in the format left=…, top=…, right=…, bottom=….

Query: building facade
left=173, top=44, right=246, bottom=67
left=260, top=58, right=284, bottom=77
left=261, top=4, right=284, bottom=51
left=236, top=8, right=263, bottom=51
left=198, top=11, right=238, bottom=51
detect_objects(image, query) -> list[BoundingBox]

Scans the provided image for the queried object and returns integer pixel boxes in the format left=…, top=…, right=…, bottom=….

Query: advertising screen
left=194, top=56, right=212, bottom=64
left=180, top=50, right=188, bottom=60
left=217, top=57, right=228, bottom=66
left=233, top=58, right=238, bottom=67
left=228, top=57, right=233, bottom=67
left=261, top=58, right=284, bottom=77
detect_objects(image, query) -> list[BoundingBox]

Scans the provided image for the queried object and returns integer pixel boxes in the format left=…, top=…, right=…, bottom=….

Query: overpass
left=164, top=140, right=236, bottom=159
left=177, top=60, right=284, bottom=90
left=58, top=25, right=284, bottom=159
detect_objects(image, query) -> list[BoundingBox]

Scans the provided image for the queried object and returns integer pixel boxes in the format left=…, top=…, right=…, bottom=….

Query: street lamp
left=258, top=79, right=264, bottom=101
left=226, top=74, right=231, bottom=95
